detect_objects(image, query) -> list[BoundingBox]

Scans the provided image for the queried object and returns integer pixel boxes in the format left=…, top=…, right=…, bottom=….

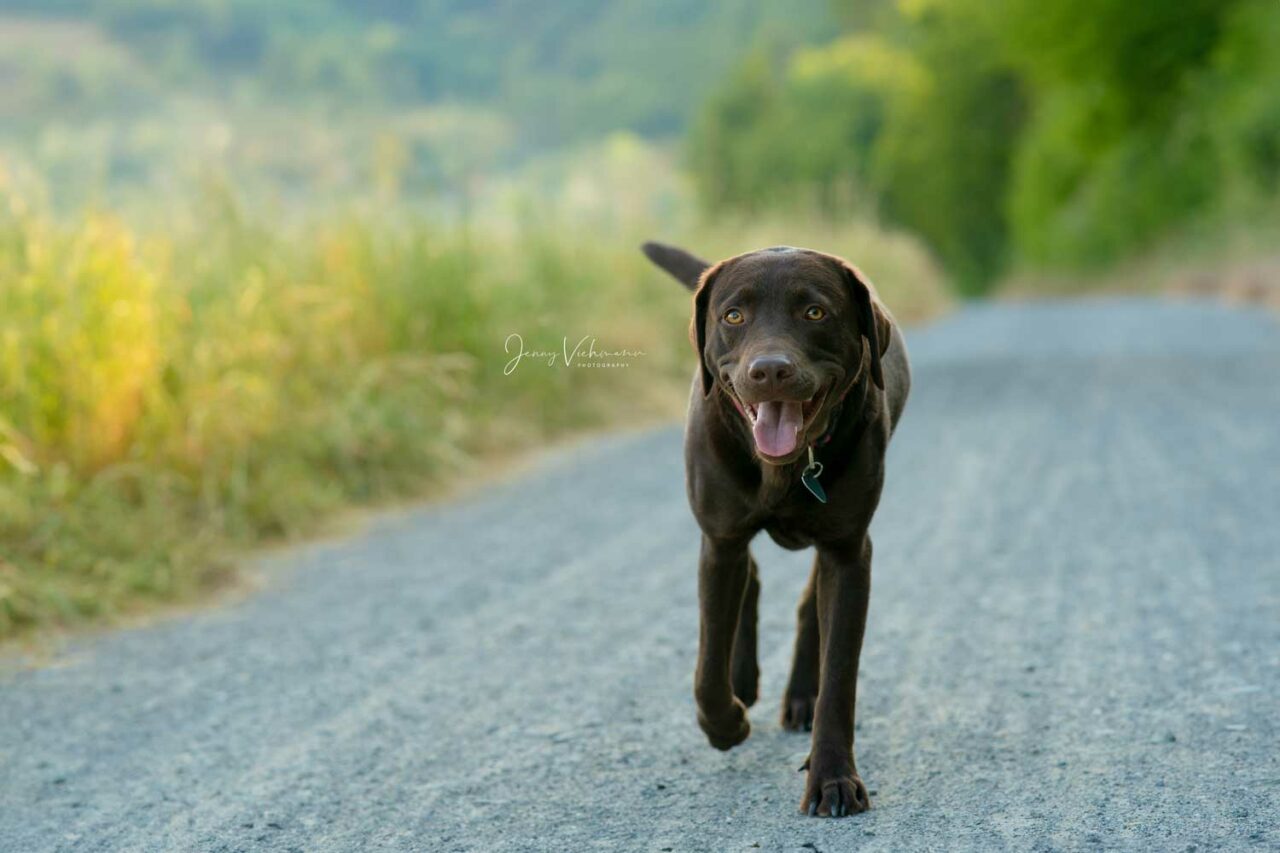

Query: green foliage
left=690, top=36, right=905, bottom=215
left=688, top=1, right=1026, bottom=291
left=995, top=0, right=1233, bottom=266
left=870, top=5, right=1024, bottom=292
left=689, top=0, right=1280, bottom=288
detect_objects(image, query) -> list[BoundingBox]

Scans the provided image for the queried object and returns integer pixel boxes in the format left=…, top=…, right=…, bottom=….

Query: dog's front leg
left=730, top=555, right=761, bottom=708
left=800, top=533, right=873, bottom=817
left=781, top=560, right=820, bottom=731
left=693, top=534, right=752, bottom=750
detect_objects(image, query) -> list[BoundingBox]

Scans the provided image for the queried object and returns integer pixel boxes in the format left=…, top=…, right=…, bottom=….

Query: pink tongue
left=751, top=401, right=803, bottom=458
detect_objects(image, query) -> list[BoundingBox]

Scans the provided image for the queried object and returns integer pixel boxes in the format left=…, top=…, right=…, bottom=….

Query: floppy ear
left=641, top=241, right=709, bottom=291
left=689, top=261, right=725, bottom=397
left=839, top=261, right=892, bottom=391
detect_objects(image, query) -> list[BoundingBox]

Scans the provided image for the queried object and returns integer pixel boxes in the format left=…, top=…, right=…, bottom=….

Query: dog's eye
left=804, top=305, right=827, bottom=321
left=723, top=308, right=745, bottom=325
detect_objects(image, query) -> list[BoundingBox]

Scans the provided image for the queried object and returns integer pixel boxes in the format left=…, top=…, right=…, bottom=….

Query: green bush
left=688, top=0, right=1280, bottom=287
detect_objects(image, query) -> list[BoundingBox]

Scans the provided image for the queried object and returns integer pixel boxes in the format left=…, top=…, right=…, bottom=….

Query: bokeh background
left=2, top=0, right=1277, bottom=638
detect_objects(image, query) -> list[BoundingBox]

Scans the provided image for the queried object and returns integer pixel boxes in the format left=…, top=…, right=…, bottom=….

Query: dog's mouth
left=739, top=387, right=828, bottom=462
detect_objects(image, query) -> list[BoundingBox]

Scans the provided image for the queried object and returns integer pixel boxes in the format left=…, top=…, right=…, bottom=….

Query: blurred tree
left=688, top=0, right=1025, bottom=290
left=994, top=0, right=1237, bottom=265
left=869, top=0, right=1025, bottom=291
left=688, top=0, right=1280, bottom=288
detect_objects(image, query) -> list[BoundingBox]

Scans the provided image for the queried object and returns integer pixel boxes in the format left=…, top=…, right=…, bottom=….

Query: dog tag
left=801, top=447, right=827, bottom=504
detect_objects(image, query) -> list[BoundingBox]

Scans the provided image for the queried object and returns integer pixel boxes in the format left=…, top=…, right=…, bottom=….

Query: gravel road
left=2, top=298, right=1278, bottom=852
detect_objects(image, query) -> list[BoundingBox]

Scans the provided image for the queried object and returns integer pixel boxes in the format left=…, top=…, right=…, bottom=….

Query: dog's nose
left=746, top=354, right=796, bottom=387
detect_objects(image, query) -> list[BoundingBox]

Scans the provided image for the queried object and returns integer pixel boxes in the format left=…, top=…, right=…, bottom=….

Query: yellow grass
left=0, top=184, right=950, bottom=640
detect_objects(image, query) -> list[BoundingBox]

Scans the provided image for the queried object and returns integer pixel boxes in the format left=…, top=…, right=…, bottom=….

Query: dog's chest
left=758, top=495, right=826, bottom=551
left=764, top=521, right=813, bottom=551
left=752, top=467, right=828, bottom=549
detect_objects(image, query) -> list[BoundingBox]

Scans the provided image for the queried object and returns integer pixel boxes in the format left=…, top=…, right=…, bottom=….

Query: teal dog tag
left=801, top=447, right=827, bottom=503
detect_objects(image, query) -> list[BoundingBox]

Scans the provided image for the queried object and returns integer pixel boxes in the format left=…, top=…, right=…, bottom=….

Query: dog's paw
left=697, top=697, right=751, bottom=751
left=798, top=760, right=870, bottom=818
left=780, top=693, right=817, bottom=731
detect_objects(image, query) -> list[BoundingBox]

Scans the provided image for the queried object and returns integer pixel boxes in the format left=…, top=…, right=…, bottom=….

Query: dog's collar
left=801, top=341, right=870, bottom=502
left=813, top=397, right=845, bottom=448
left=800, top=389, right=846, bottom=504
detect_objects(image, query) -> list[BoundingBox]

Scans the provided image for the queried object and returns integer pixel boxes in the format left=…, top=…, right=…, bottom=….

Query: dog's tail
left=641, top=241, right=709, bottom=292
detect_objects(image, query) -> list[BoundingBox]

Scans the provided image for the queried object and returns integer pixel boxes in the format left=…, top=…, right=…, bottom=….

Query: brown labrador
left=641, top=242, right=910, bottom=817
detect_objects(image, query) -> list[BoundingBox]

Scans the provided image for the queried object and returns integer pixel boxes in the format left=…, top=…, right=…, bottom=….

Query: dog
left=641, top=241, right=910, bottom=817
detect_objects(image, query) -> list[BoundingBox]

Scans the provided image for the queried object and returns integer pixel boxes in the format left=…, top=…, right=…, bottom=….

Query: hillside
left=0, top=1, right=834, bottom=207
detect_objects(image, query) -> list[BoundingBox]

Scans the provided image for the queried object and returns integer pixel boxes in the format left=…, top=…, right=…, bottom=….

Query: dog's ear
left=689, top=261, right=725, bottom=397
left=641, top=241, right=709, bottom=292
left=838, top=260, right=892, bottom=391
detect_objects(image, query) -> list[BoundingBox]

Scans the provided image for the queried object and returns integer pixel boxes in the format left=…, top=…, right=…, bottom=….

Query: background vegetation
left=0, top=170, right=946, bottom=638
left=691, top=0, right=1280, bottom=292
left=1, top=0, right=1275, bottom=639
left=0, top=1, right=834, bottom=210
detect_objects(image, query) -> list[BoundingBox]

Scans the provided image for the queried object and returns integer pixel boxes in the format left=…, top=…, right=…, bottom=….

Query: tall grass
left=0, top=185, right=948, bottom=639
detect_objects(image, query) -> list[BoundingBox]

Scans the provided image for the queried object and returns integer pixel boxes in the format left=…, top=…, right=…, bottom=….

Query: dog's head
left=642, top=242, right=891, bottom=465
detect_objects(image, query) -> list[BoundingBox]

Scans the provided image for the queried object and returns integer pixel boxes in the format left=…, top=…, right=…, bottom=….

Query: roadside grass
left=0, top=189, right=949, bottom=641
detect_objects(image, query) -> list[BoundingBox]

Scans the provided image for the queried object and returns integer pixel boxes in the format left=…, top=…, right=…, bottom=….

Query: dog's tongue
left=752, top=400, right=803, bottom=458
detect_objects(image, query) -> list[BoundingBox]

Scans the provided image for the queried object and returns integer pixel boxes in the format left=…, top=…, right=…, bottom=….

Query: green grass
left=0, top=184, right=950, bottom=640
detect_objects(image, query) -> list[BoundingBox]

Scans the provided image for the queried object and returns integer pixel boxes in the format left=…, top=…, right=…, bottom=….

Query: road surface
left=2, top=298, right=1278, bottom=852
